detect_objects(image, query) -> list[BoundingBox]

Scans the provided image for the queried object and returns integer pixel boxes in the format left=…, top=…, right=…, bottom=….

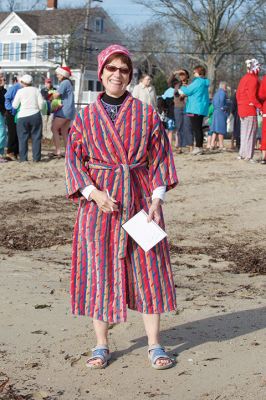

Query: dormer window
left=10, top=25, right=21, bottom=34
left=95, top=18, right=104, bottom=33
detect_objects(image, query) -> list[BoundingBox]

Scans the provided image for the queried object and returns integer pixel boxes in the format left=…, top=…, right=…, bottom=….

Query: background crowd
left=0, top=66, right=74, bottom=163
left=0, top=56, right=265, bottom=165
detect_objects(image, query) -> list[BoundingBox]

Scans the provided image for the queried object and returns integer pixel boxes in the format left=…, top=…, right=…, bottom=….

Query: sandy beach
left=0, top=143, right=266, bottom=400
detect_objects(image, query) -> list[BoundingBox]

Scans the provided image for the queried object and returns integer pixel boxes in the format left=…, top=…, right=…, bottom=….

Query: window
left=88, top=80, right=94, bottom=91
left=48, top=42, right=56, bottom=59
left=3, top=44, right=10, bottom=60
left=10, top=25, right=21, bottom=34
left=20, top=43, right=27, bottom=60
left=48, top=42, right=61, bottom=62
left=96, top=81, right=102, bottom=91
left=95, top=18, right=104, bottom=33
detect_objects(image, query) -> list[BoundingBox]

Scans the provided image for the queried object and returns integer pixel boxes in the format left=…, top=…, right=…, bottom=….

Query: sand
left=0, top=144, right=265, bottom=400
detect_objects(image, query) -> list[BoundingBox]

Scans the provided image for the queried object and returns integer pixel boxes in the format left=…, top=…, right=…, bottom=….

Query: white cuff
left=152, top=186, right=166, bottom=202
left=178, top=89, right=184, bottom=95
left=80, top=185, right=96, bottom=200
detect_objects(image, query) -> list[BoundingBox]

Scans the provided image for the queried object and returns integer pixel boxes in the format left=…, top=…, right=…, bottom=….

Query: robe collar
left=95, top=92, right=134, bottom=165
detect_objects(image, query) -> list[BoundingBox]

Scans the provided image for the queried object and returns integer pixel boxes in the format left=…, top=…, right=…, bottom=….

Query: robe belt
left=88, top=161, right=148, bottom=258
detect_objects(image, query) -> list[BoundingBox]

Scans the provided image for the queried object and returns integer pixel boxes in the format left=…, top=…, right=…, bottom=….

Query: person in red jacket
left=258, top=75, right=266, bottom=164
left=236, top=58, right=262, bottom=163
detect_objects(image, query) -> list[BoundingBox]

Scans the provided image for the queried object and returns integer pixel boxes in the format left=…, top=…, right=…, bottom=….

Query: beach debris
left=31, top=330, right=48, bottom=335
left=70, top=356, right=81, bottom=367
left=0, top=372, right=9, bottom=392
left=34, top=304, right=51, bottom=309
left=31, top=391, right=50, bottom=400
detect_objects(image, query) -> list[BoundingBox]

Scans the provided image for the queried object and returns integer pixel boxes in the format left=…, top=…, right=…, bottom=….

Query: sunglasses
left=104, top=64, right=130, bottom=75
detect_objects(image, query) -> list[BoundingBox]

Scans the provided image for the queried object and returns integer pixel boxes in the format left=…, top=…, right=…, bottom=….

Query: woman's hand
left=147, top=198, right=162, bottom=224
left=90, top=189, right=118, bottom=213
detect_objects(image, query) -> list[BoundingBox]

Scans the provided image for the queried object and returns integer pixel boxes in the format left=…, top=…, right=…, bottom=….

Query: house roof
left=0, top=7, right=106, bottom=36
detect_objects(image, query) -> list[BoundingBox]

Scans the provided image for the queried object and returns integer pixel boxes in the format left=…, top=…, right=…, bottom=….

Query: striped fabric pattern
left=65, top=93, right=178, bottom=323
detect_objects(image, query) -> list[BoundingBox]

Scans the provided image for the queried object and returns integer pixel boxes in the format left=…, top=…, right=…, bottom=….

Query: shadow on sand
left=111, top=306, right=266, bottom=359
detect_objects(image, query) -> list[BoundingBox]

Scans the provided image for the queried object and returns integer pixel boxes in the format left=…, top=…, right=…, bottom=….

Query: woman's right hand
left=90, top=189, right=118, bottom=213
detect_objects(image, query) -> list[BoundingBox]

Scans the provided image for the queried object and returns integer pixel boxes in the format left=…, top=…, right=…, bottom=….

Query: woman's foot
left=86, top=345, right=111, bottom=369
left=5, top=153, right=17, bottom=161
left=48, top=152, right=64, bottom=159
left=148, top=344, right=175, bottom=370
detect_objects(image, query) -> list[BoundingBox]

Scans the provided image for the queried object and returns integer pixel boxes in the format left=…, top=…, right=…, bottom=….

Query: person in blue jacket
left=210, top=81, right=229, bottom=150
left=179, top=65, right=210, bottom=155
left=4, top=76, right=22, bottom=160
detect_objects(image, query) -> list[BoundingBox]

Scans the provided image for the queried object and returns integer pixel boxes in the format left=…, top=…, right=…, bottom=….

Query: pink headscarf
left=97, top=44, right=132, bottom=82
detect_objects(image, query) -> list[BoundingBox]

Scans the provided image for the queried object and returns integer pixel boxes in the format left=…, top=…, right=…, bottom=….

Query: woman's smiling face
left=101, top=56, right=130, bottom=98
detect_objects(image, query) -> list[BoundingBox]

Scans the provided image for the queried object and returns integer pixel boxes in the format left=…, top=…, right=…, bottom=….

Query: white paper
left=122, top=209, right=167, bottom=252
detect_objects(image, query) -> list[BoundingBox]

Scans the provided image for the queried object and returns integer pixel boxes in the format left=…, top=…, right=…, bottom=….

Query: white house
left=0, top=0, right=126, bottom=104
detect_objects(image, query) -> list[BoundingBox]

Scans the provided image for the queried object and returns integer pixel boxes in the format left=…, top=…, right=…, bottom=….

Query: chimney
left=47, top=0, right=58, bottom=9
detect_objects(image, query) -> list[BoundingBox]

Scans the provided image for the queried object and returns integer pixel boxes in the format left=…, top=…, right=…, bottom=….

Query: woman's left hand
left=147, top=198, right=162, bottom=224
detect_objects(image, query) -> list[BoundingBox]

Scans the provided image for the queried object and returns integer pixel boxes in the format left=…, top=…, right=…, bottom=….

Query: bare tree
left=134, top=0, right=266, bottom=93
left=248, top=8, right=266, bottom=67
left=126, top=22, right=178, bottom=76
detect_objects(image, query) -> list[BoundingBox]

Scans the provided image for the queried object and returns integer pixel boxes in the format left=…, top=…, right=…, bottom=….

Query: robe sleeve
left=148, top=109, right=178, bottom=193
left=65, top=111, right=95, bottom=202
left=180, top=79, right=199, bottom=96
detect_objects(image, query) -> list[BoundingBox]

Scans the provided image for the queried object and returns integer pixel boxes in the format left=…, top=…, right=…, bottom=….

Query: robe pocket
left=78, top=200, right=113, bottom=243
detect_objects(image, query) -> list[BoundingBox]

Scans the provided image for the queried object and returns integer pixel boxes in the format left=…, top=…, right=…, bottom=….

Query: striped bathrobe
left=65, top=93, right=178, bottom=323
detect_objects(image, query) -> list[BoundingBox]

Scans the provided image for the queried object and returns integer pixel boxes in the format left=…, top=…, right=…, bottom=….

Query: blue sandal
left=86, top=345, right=111, bottom=369
left=148, top=344, right=175, bottom=370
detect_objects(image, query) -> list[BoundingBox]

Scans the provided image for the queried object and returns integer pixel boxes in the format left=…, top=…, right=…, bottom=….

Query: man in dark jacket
left=4, top=76, right=22, bottom=160
left=0, top=74, right=7, bottom=162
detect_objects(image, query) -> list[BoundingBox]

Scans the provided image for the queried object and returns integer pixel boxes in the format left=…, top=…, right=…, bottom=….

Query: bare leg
left=93, top=319, right=109, bottom=346
left=51, top=117, right=63, bottom=155
left=87, top=319, right=109, bottom=367
left=51, top=117, right=70, bottom=155
left=142, top=313, right=172, bottom=367
left=167, top=130, right=173, bottom=147
left=218, top=134, right=224, bottom=149
left=210, top=133, right=217, bottom=148
left=60, top=119, right=71, bottom=149
left=206, top=135, right=212, bottom=149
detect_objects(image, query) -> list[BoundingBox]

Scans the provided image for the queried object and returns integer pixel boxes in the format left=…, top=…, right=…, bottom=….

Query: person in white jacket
left=12, top=74, right=44, bottom=162
left=132, top=74, right=157, bottom=109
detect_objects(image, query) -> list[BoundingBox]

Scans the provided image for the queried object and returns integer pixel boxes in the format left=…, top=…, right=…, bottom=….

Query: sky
left=1, top=0, right=153, bottom=29
left=99, top=0, right=153, bottom=28
left=62, top=0, right=153, bottom=28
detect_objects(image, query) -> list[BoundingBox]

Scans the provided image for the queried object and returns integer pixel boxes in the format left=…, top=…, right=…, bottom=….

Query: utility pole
left=77, top=0, right=103, bottom=110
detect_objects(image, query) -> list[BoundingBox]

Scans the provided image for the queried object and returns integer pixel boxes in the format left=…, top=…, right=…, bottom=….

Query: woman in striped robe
left=65, top=45, right=178, bottom=370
